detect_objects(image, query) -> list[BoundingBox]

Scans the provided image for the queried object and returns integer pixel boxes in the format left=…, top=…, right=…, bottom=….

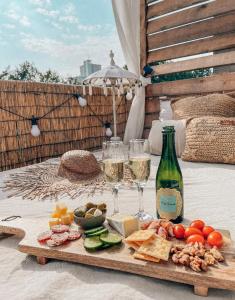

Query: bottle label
left=156, top=188, right=183, bottom=220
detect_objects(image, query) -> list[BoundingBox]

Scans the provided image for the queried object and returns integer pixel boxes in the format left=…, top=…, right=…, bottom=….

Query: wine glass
left=102, top=141, right=125, bottom=215
left=128, top=139, right=153, bottom=222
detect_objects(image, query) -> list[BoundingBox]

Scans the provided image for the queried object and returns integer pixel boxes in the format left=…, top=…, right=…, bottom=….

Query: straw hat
left=58, top=150, right=102, bottom=181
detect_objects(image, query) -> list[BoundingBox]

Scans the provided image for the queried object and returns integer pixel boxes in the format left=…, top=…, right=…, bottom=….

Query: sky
left=0, top=0, right=124, bottom=77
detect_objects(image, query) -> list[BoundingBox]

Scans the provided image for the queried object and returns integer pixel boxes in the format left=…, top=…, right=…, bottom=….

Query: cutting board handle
left=1, top=215, right=22, bottom=222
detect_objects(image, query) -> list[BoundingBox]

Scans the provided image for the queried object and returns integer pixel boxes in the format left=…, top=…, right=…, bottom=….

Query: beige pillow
left=148, top=120, right=186, bottom=157
left=182, top=117, right=235, bottom=164
left=171, top=93, right=235, bottom=120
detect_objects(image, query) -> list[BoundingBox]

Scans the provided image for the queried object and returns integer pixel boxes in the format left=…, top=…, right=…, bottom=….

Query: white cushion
left=148, top=120, right=186, bottom=157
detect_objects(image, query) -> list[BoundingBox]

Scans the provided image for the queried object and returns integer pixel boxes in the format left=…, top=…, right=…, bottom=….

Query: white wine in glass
left=129, top=139, right=153, bottom=222
left=102, top=141, right=125, bottom=215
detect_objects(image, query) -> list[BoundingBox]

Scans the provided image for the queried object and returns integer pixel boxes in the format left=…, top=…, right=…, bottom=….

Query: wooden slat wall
left=148, top=13, right=235, bottom=52
left=154, top=51, right=235, bottom=75
left=148, top=0, right=235, bottom=33
left=141, top=0, right=235, bottom=138
left=146, top=72, right=235, bottom=97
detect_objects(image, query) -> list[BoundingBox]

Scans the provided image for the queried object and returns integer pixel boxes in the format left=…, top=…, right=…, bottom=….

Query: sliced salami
left=68, top=230, right=81, bottom=241
left=51, top=232, right=69, bottom=245
left=51, top=225, right=69, bottom=233
left=37, top=231, right=52, bottom=242
left=46, top=239, right=59, bottom=247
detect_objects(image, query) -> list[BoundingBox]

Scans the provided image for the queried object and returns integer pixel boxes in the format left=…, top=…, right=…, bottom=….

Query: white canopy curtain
left=112, top=0, right=146, bottom=144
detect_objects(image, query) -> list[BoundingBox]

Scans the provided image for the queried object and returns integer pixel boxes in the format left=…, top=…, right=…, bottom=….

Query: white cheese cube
left=107, top=214, right=139, bottom=237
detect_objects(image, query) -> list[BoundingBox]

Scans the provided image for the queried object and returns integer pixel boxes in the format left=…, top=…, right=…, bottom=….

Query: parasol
left=83, top=50, right=142, bottom=140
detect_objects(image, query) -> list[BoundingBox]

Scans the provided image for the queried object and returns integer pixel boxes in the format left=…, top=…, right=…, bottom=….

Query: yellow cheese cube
left=51, top=212, right=60, bottom=218
left=67, top=210, right=74, bottom=222
left=55, top=203, right=68, bottom=216
left=49, top=218, right=61, bottom=228
left=61, top=214, right=72, bottom=225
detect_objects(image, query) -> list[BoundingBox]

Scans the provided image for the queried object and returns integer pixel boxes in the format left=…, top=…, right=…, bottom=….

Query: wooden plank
left=152, top=51, right=235, bottom=75
left=147, top=0, right=205, bottom=19
left=1, top=217, right=235, bottom=296
left=148, top=0, right=235, bottom=34
left=194, top=286, right=208, bottom=297
left=140, top=0, right=148, bottom=73
left=143, top=128, right=150, bottom=139
left=147, top=31, right=235, bottom=63
left=146, top=72, right=235, bottom=96
left=145, top=98, right=160, bottom=113
left=144, top=113, right=158, bottom=127
left=148, top=12, right=235, bottom=50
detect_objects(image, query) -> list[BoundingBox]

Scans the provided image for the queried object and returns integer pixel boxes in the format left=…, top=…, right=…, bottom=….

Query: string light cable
left=0, top=93, right=84, bottom=137
left=0, top=90, right=125, bottom=137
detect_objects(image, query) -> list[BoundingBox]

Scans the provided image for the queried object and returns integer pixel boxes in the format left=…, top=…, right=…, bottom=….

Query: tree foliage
left=0, top=61, right=81, bottom=85
left=8, top=61, right=39, bottom=81
left=39, top=69, right=61, bottom=83
left=150, top=60, right=212, bottom=83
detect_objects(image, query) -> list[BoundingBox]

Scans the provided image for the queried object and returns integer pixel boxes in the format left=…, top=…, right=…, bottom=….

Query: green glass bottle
left=156, top=126, right=183, bottom=223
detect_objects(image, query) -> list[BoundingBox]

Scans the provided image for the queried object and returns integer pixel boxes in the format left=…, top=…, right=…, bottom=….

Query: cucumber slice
left=100, top=232, right=122, bottom=245
left=84, top=236, right=103, bottom=250
left=86, top=228, right=108, bottom=237
left=101, top=243, right=112, bottom=249
left=84, top=226, right=104, bottom=235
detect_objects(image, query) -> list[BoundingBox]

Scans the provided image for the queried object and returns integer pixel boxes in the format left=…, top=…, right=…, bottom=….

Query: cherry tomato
left=173, top=224, right=185, bottom=239
left=184, top=227, right=203, bottom=239
left=187, top=234, right=205, bottom=244
left=202, top=225, right=214, bottom=238
left=207, top=231, right=223, bottom=248
left=190, top=220, right=205, bottom=230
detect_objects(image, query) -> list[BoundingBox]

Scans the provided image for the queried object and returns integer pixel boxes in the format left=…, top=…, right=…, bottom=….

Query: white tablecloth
left=0, top=154, right=235, bottom=300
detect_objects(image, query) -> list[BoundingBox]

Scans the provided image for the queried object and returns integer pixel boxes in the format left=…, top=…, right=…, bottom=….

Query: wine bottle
left=156, top=126, right=183, bottom=223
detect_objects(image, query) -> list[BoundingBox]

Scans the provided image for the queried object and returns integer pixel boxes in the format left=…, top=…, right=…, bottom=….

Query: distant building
left=80, top=59, right=101, bottom=79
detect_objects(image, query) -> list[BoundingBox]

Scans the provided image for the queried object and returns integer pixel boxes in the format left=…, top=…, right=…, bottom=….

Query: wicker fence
left=0, top=80, right=130, bottom=171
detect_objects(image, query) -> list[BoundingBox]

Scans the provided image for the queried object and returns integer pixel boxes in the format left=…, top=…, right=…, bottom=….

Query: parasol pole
left=111, top=85, right=117, bottom=138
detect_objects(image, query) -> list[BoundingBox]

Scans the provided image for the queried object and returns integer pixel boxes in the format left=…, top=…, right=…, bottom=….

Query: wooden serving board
left=0, top=217, right=235, bottom=297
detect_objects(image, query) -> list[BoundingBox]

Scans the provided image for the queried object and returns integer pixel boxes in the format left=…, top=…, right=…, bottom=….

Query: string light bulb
left=126, top=89, right=133, bottom=101
left=78, top=95, right=87, bottom=107
left=30, top=116, right=40, bottom=137
left=104, top=121, right=112, bottom=137
left=106, top=127, right=112, bottom=137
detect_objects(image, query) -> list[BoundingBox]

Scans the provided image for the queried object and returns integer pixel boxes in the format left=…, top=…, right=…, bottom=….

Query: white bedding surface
left=0, top=155, right=235, bottom=300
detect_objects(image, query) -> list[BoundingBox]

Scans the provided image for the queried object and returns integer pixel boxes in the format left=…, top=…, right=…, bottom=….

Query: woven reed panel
left=182, top=117, right=235, bottom=164
left=0, top=80, right=129, bottom=170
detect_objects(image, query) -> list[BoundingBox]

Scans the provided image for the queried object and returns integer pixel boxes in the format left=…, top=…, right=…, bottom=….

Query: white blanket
left=0, top=155, right=235, bottom=300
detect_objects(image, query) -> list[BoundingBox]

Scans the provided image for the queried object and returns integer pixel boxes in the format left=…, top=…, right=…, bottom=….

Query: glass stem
left=137, top=184, right=144, bottom=213
left=112, top=186, right=119, bottom=215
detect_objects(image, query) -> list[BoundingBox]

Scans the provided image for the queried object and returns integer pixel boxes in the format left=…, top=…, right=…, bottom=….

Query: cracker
left=133, top=252, right=160, bottom=263
left=125, top=230, right=155, bottom=242
left=125, top=241, right=140, bottom=251
left=138, top=235, right=172, bottom=261
left=135, top=241, right=143, bottom=247
left=135, top=236, right=155, bottom=247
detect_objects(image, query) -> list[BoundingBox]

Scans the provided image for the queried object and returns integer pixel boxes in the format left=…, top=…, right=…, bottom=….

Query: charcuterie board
left=0, top=216, right=235, bottom=297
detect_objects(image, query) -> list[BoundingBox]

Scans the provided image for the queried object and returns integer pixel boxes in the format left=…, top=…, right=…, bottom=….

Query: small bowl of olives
left=74, top=202, right=107, bottom=229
